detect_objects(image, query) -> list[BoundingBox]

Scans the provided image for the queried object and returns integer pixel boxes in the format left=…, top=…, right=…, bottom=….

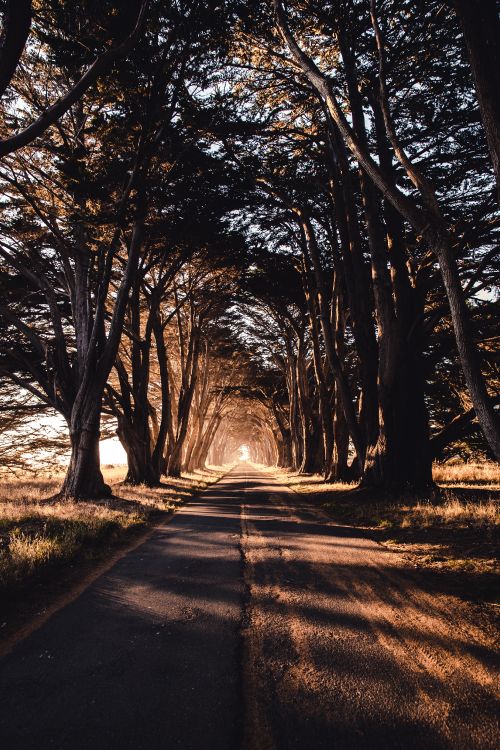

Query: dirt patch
left=261, top=465, right=499, bottom=606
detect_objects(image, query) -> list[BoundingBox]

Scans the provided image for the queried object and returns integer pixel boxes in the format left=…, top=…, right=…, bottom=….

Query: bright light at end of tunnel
left=238, top=444, right=250, bottom=462
left=100, top=437, right=127, bottom=465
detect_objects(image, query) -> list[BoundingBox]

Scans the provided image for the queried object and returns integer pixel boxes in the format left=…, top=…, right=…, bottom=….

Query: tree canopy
left=0, top=0, right=498, bottom=496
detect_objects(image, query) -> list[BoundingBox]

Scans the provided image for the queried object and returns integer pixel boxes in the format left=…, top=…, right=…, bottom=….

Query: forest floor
left=0, top=465, right=227, bottom=650
left=264, top=462, right=499, bottom=605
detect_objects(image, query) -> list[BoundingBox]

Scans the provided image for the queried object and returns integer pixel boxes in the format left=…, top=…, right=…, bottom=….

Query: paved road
left=0, top=467, right=498, bottom=749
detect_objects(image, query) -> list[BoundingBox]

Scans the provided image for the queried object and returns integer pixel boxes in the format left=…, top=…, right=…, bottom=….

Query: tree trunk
left=285, top=348, right=302, bottom=470
left=330, top=388, right=350, bottom=481
left=118, top=421, right=159, bottom=486
left=151, top=313, right=172, bottom=478
left=61, top=409, right=111, bottom=498
left=329, top=284, right=353, bottom=482
left=166, top=326, right=201, bottom=477
left=278, top=431, right=293, bottom=467
left=301, top=255, right=335, bottom=478
left=432, top=232, right=500, bottom=459
left=273, top=403, right=293, bottom=468
left=454, top=0, right=500, bottom=203
left=325, top=119, right=379, bottom=453
left=295, top=335, right=317, bottom=473
left=300, top=214, right=364, bottom=471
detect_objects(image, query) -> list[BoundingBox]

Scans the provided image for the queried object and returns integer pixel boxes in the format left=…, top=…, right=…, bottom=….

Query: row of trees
left=0, top=0, right=254, bottom=494
left=220, top=0, right=499, bottom=489
left=0, top=0, right=498, bottom=496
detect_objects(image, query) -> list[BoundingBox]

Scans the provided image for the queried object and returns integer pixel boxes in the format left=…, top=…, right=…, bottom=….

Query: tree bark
left=0, top=0, right=31, bottom=100
left=119, top=425, right=158, bottom=486
left=331, top=388, right=350, bottom=481
left=301, top=255, right=334, bottom=478
left=300, top=213, right=363, bottom=472
left=432, top=232, right=500, bottom=459
left=296, top=334, right=318, bottom=473
left=324, top=119, right=379, bottom=453
left=167, top=323, right=201, bottom=477
left=61, top=403, right=110, bottom=498
left=453, top=0, right=500, bottom=203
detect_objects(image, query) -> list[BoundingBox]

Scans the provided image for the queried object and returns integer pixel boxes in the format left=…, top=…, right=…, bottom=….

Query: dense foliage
left=0, top=0, right=498, bottom=495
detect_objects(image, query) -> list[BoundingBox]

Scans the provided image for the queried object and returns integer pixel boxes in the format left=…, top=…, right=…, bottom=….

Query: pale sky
left=100, top=437, right=127, bottom=465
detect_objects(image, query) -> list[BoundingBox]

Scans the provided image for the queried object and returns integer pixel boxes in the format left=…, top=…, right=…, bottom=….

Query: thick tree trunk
left=210, top=430, right=226, bottom=466
left=151, top=314, right=172, bottom=478
left=454, top=0, right=500, bottom=203
left=329, top=290, right=353, bottom=482
left=166, top=327, right=201, bottom=477
left=286, top=350, right=302, bottom=470
left=191, top=414, right=221, bottom=471
left=61, top=411, right=111, bottom=498
left=299, top=428, right=318, bottom=473
left=278, top=431, right=293, bottom=467
left=396, top=351, right=433, bottom=487
left=273, top=404, right=293, bottom=468
left=433, top=233, right=500, bottom=460
left=118, top=422, right=160, bottom=486
left=295, top=335, right=317, bottom=473
left=167, top=444, right=183, bottom=478
left=330, top=389, right=350, bottom=481
left=300, top=215, right=364, bottom=470
left=325, top=121, right=379, bottom=453
left=124, top=451, right=159, bottom=486
left=341, top=37, right=403, bottom=490
left=301, top=255, right=335, bottom=478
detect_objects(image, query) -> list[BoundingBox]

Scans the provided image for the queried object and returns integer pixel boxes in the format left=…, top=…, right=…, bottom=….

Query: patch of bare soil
left=309, top=486, right=499, bottom=606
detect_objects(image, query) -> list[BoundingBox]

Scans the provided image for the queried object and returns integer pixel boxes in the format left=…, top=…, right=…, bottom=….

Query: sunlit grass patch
left=319, top=493, right=499, bottom=532
left=263, top=460, right=500, bottom=492
left=404, top=494, right=498, bottom=528
left=265, top=461, right=499, bottom=590
left=0, top=501, right=146, bottom=589
left=0, top=464, right=227, bottom=591
left=433, top=461, right=500, bottom=487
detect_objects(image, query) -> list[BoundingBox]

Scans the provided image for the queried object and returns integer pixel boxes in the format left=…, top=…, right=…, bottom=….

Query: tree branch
left=0, top=0, right=149, bottom=157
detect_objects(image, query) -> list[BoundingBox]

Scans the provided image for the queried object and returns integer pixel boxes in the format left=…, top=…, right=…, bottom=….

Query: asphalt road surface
left=0, top=466, right=498, bottom=749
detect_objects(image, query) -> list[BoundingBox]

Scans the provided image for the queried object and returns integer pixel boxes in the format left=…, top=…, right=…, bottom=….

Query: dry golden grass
left=276, top=471, right=354, bottom=495
left=0, top=464, right=227, bottom=590
left=266, top=465, right=499, bottom=529
left=261, top=461, right=500, bottom=493
left=433, top=461, right=500, bottom=487
left=260, top=461, right=499, bottom=588
left=405, top=494, right=498, bottom=528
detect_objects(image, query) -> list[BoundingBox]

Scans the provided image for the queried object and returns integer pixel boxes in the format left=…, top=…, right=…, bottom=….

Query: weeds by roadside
left=433, top=461, right=500, bottom=488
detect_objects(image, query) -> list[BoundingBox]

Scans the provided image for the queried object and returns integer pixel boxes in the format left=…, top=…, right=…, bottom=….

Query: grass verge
left=262, top=462, right=499, bottom=604
left=0, top=464, right=228, bottom=642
